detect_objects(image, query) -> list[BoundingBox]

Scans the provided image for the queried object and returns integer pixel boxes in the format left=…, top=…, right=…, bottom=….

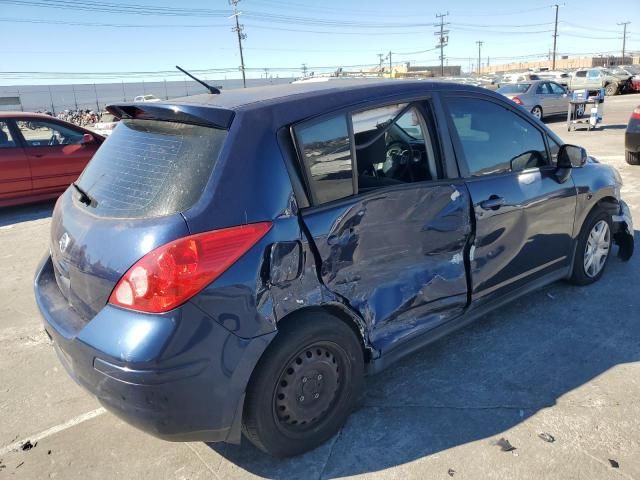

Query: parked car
left=534, top=70, right=571, bottom=87
left=0, top=112, right=103, bottom=207
left=500, top=72, right=542, bottom=84
left=625, top=105, right=640, bottom=165
left=567, top=68, right=629, bottom=96
left=92, top=113, right=119, bottom=137
left=496, top=80, right=579, bottom=119
left=133, top=94, right=161, bottom=103
left=611, top=65, right=640, bottom=93
left=34, top=80, right=634, bottom=457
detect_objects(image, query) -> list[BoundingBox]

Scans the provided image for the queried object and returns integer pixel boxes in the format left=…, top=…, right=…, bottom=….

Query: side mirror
left=555, top=144, right=587, bottom=184
left=558, top=144, right=588, bottom=168
left=81, top=133, right=95, bottom=145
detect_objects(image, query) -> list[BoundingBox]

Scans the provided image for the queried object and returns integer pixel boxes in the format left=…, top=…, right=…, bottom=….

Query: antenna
left=175, top=66, right=221, bottom=95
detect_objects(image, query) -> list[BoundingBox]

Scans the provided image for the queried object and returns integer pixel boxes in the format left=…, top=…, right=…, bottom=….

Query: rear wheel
left=242, top=312, right=364, bottom=457
left=626, top=151, right=640, bottom=165
left=569, top=207, right=612, bottom=285
left=531, top=106, right=543, bottom=119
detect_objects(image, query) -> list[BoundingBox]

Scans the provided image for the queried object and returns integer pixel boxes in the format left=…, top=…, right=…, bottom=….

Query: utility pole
left=476, top=41, right=483, bottom=75
left=71, top=84, right=78, bottom=110
left=301, top=63, right=308, bottom=78
left=229, top=0, right=247, bottom=88
left=377, top=53, right=384, bottom=76
left=552, top=4, right=560, bottom=70
left=388, top=50, right=392, bottom=77
left=618, top=21, right=631, bottom=60
left=263, top=68, right=269, bottom=79
left=435, top=12, right=449, bottom=77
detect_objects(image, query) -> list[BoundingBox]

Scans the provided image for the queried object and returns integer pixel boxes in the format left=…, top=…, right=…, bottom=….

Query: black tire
left=531, top=105, right=543, bottom=120
left=626, top=151, right=640, bottom=165
left=242, top=312, right=364, bottom=457
left=604, top=83, right=618, bottom=96
left=569, top=207, right=613, bottom=286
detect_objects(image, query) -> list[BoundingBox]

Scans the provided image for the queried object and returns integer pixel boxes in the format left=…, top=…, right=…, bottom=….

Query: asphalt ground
left=1, top=93, right=639, bottom=480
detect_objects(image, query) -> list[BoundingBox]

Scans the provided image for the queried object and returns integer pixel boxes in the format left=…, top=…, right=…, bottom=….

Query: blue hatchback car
left=35, top=80, right=634, bottom=457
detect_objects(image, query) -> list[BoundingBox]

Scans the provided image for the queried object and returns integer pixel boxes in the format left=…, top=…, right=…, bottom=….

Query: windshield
left=497, top=83, right=531, bottom=94
left=76, top=119, right=227, bottom=218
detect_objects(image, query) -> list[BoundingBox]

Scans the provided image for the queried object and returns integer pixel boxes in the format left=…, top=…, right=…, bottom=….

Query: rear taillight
left=109, top=222, right=272, bottom=313
left=631, top=107, right=640, bottom=120
left=511, top=96, right=524, bottom=105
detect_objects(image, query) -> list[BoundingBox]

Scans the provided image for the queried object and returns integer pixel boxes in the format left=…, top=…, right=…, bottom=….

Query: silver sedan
left=497, top=80, right=582, bottom=120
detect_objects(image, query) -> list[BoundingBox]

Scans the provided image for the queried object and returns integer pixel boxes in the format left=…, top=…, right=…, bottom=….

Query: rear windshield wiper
left=72, top=182, right=97, bottom=207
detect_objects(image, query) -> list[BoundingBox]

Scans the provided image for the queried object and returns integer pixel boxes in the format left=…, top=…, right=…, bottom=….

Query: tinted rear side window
left=295, top=114, right=354, bottom=204
left=77, top=119, right=226, bottom=218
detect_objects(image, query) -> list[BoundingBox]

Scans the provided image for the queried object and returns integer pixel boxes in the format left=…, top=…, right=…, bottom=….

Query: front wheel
left=604, top=83, right=618, bottom=96
left=242, top=312, right=364, bottom=457
left=569, top=207, right=612, bottom=285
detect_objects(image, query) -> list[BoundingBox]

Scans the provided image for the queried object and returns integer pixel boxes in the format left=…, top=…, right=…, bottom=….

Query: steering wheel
left=385, top=141, right=415, bottom=182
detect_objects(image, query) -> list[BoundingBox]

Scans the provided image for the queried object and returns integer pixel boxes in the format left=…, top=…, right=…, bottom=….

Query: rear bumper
left=34, top=255, right=275, bottom=443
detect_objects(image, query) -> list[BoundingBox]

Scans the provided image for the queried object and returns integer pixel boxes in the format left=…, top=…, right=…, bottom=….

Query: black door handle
left=480, top=195, right=505, bottom=210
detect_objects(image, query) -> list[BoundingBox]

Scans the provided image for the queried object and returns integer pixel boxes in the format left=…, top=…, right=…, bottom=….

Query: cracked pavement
left=1, top=93, right=639, bottom=479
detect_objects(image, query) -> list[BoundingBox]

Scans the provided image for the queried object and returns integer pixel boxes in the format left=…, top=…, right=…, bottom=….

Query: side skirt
left=367, top=267, right=570, bottom=375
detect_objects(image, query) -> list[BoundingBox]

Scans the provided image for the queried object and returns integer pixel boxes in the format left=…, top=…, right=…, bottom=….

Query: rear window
left=76, top=119, right=226, bottom=218
left=497, top=83, right=531, bottom=94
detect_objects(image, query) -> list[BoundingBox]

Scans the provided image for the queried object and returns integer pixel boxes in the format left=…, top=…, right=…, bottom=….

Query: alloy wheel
left=583, top=220, right=610, bottom=278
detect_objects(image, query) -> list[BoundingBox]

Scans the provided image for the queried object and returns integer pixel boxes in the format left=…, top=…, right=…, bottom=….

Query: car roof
left=170, top=79, right=474, bottom=112
left=0, top=111, right=59, bottom=120
left=108, top=79, right=509, bottom=130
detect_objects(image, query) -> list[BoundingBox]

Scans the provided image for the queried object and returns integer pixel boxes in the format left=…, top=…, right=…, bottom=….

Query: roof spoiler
left=106, top=103, right=234, bottom=129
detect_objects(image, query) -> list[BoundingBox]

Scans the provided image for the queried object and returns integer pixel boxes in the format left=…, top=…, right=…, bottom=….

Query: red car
left=0, top=112, right=104, bottom=208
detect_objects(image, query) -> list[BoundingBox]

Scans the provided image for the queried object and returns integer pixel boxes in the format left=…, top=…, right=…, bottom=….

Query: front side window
left=549, top=82, right=566, bottom=94
left=0, top=121, right=16, bottom=148
left=16, top=120, right=83, bottom=147
left=352, top=103, right=439, bottom=191
left=587, top=69, right=601, bottom=79
left=446, top=97, right=549, bottom=176
left=295, top=114, right=353, bottom=205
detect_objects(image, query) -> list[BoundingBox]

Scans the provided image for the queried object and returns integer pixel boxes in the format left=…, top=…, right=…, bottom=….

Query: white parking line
left=0, top=408, right=106, bottom=456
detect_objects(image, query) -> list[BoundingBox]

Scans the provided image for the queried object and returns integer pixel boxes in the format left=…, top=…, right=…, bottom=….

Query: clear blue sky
left=1, top=0, right=638, bottom=85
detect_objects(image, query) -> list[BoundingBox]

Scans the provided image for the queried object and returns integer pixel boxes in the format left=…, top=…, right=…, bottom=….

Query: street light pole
left=476, top=41, right=483, bottom=75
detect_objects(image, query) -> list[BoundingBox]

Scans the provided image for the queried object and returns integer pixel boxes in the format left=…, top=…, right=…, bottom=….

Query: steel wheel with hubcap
left=584, top=220, right=610, bottom=278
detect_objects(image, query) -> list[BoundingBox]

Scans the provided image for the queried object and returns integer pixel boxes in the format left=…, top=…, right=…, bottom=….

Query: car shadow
left=599, top=123, right=628, bottom=130
left=0, top=201, right=55, bottom=228
left=207, top=231, right=640, bottom=479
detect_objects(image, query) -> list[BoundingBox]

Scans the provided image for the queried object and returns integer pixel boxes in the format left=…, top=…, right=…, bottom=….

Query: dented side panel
left=300, top=183, right=473, bottom=353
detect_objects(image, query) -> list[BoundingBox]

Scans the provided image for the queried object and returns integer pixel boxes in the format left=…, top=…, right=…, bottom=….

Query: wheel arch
left=275, top=303, right=376, bottom=364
